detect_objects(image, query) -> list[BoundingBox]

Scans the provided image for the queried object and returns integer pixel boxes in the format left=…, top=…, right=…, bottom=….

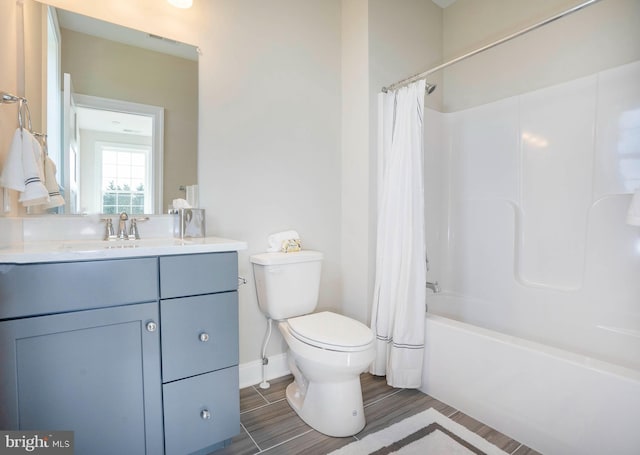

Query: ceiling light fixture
left=168, top=0, right=192, bottom=8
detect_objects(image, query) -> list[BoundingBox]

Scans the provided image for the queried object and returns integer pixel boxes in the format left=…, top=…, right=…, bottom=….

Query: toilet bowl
left=249, top=251, right=376, bottom=437
left=279, top=312, right=375, bottom=437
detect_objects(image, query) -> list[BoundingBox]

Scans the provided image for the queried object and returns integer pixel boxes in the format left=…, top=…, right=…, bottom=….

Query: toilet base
left=285, top=377, right=366, bottom=437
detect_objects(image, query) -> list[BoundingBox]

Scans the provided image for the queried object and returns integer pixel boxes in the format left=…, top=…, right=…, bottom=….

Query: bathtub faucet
left=426, top=280, right=440, bottom=293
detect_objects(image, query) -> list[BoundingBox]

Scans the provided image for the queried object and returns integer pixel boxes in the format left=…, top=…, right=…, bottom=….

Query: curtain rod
left=382, top=0, right=601, bottom=93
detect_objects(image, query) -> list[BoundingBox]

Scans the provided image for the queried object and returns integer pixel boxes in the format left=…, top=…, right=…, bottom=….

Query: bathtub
left=420, top=296, right=640, bottom=455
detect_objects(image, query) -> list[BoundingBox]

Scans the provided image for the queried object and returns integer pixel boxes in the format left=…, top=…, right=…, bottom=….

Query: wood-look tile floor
left=214, top=374, right=542, bottom=455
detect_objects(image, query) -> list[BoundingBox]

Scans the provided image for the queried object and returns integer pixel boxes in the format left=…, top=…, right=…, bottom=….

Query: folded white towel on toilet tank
left=267, top=230, right=300, bottom=252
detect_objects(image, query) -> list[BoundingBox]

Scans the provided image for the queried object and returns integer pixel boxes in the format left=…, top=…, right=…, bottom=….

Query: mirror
left=46, top=7, right=198, bottom=215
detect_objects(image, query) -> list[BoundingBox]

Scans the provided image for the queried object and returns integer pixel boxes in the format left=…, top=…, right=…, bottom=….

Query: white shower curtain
left=370, top=80, right=427, bottom=388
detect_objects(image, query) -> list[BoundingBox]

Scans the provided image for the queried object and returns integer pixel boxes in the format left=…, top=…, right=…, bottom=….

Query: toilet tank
left=250, top=250, right=323, bottom=320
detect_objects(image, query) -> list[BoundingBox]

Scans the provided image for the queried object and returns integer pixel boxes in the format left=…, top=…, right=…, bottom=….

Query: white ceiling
left=76, top=107, right=153, bottom=136
left=56, top=8, right=198, bottom=61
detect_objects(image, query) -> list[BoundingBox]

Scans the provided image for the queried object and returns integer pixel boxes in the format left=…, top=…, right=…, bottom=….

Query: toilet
left=250, top=250, right=375, bottom=437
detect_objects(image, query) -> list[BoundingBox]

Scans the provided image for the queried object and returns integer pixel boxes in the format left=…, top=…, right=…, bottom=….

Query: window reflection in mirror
left=76, top=106, right=155, bottom=215
left=45, top=6, right=198, bottom=215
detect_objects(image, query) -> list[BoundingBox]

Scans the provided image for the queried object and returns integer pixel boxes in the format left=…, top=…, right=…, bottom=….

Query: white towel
left=18, top=132, right=49, bottom=207
left=173, top=198, right=191, bottom=209
left=627, top=188, right=640, bottom=226
left=44, top=155, right=65, bottom=208
left=0, top=128, right=27, bottom=191
left=267, top=230, right=300, bottom=252
left=0, top=128, right=50, bottom=206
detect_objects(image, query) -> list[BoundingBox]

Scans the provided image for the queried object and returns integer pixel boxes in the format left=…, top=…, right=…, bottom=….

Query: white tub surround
left=425, top=60, right=640, bottom=371
left=627, top=187, right=640, bottom=226
left=422, top=60, right=640, bottom=454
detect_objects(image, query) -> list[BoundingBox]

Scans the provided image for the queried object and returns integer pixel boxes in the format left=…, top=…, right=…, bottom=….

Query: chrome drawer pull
left=199, top=332, right=210, bottom=342
left=200, top=409, right=211, bottom=420
left=146, top=321, right=157, bottom=332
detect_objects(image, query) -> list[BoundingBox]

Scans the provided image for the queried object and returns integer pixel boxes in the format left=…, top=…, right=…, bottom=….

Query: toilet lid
left=287, top=311, right=374, bottom=352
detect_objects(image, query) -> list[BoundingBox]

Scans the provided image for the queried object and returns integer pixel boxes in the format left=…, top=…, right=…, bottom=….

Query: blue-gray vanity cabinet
left=0, top=302, right=164, bottom=455
left=0, top=251, right=241, bottom=455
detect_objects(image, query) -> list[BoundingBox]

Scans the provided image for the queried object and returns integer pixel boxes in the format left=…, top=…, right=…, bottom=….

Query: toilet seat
left=286, top=311, right=374, bottom=352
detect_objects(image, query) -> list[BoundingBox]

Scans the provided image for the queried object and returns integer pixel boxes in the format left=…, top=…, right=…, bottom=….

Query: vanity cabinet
left=0, top=251, right=240, bottom=455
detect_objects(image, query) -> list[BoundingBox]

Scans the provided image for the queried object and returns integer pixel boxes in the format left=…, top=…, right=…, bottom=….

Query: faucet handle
left=101, top=218, right=116, bottom=240
left=425, top=280, right=441, bottom=293
left=129, top=217, right=149, bottom=240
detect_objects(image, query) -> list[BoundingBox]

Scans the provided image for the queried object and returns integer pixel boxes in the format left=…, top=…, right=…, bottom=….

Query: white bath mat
left=328, top=408, right=509, bottom=455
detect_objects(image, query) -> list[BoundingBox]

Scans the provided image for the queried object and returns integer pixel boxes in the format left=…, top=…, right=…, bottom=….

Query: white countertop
left=0, top=237, right=248, bottom=264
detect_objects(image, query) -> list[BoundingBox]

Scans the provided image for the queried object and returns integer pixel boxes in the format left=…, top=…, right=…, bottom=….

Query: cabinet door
left=0, top=303, right=164, bottom=455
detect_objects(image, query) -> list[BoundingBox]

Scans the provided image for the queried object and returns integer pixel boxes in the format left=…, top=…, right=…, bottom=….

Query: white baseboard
left=238, top=353, right=290, bottom=389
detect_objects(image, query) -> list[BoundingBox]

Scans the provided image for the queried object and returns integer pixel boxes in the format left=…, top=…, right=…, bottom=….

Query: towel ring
left=2, top=91, right=47, bottom=138
left=18, top=98, right=32, bottom=133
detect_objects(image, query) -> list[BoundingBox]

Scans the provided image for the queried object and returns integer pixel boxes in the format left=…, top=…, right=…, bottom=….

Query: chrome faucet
left=426, top=280, right=440, bottom=293
left=117, top=212, right=129, bottom=240
left=102, top=212, right=147, bottom=240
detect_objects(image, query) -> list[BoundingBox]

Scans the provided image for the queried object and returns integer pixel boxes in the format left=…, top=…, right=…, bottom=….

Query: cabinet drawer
left=163, top=367, right=239, bottom=455
left=159, top=252, right=237, bottom=299
left=0, top=258, right=158, bottom=319
left=161, top=292, right=238, bottom=382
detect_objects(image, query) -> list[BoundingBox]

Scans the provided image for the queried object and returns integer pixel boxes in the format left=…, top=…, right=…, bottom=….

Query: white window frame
left=96, top=142, right=153, bottom=214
